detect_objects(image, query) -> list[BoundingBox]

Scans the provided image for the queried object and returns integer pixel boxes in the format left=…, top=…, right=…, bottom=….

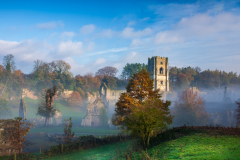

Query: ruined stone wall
left=26, top=117, right=47, bottom=126
left=54, top=110, right=62, bottom=126
left=0, top=119, right=19, bottom=157
left=106, top=89, right=125, bottom=101
left=22, top=88, right=38, bottom=99
left=22, top=88, right=75, bottom=100
left=86, top=92, right=99, bottom=103
left=60, top=89, right=73, bottom=99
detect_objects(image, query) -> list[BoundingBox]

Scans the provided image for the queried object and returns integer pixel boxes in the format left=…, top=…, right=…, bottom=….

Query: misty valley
left=0, top=55, right=239, bottom=160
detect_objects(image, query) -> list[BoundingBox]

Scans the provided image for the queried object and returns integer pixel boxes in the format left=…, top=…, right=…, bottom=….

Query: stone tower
left=148, top=56, right=169, bottom=92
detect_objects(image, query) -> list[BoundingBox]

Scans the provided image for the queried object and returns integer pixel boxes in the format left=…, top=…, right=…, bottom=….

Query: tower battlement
left=148, top=56, right=168, bottom=60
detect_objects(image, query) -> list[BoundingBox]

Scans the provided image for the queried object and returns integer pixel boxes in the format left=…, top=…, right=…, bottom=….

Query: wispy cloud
left=93, top=58, right=106, bottom=66
left=127, top=21, right=136, bottom=26
left=84, top=47, right=129, bottom=57
left=60, top=32, right=76, bottom=39
left=79, top=24, right=96, bottom=35
left=57, top=41, right=84, bottom=56
left=96, top=29, right=117, bottom=38
left=35, top=21, right=64, bottom=30
left=121, top=27, right=153, bottom=38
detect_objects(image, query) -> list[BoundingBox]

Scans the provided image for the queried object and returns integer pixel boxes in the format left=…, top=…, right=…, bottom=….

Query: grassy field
left=39, top=132, right=240, bottom=160
left=1, top=128, right=240, bottom=160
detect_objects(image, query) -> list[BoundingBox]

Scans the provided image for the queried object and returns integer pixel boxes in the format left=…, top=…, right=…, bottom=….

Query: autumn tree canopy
left=171, top=89, right=209, bottom=126
left=9, top=117, right=35, bottom=156
left=113, top=68, right=173, bottom=148
left=67, top=91, right=83, bottom=107
left=114, top=68, right=163, bottom=125
left=95, top=66, right=118, bottom=77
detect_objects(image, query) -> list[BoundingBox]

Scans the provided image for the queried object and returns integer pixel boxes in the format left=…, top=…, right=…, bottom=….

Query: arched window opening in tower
left=160, top=67, right=163, bottom=74
left=161, top=81, right=163, bottom=84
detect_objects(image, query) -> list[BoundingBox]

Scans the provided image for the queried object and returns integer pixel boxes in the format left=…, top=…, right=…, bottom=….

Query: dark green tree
left=102, top=76, right=117, bottom=89
left=3, top=54, right=16, bottom=78
left=121, top=63, right=148, bottom=81
left=36, top=85, right=58, bottom=126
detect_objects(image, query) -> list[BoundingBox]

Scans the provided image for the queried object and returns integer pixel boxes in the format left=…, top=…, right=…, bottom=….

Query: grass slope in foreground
left=44, top=132, right=240, bottom=160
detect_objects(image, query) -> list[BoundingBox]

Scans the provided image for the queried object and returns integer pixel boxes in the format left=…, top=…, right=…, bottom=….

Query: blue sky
left=0, top=0, right=240, bottom=77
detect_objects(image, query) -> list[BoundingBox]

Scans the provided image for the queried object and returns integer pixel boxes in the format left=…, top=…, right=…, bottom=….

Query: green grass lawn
left=43, top=132, right=240, bottom=160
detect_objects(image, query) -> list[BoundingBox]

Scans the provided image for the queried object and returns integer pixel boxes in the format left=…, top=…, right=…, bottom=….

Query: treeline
left=1, top=54, right=240, bottom=102
left=0, top=54, right=127, bottom=102
left=169, top=66, right=240, bottom=91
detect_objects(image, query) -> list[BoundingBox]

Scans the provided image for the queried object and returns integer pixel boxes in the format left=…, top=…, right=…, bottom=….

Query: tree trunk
left=147, top=132, right=151, bottom=148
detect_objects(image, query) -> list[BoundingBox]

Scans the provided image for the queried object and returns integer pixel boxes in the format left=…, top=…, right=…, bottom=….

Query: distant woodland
left=1, top=54, right=240, bottom=103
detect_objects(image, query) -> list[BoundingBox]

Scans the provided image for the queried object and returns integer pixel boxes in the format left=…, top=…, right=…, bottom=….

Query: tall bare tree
left=36, top=85, right=58, bottom=126
left=95, top=66, right=118, bottom=77
left=50, top=60, right=72, bottom=77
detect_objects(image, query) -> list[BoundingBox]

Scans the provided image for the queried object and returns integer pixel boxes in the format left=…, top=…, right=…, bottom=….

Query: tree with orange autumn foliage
left=67, top=91, right=83, bottom=107
left=9, top=117, right=35, bottom=157
left=171, top=89, right=209, bottom=126
left=113, top=68, right=173, bottom=148
left=113, top=68, right=163, bottom=125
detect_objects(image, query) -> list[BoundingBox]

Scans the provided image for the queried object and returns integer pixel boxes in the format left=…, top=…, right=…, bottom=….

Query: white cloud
left=131, top=38, right=144, bottom=46
left=93, top=58, right=106, bottom=66
left=154, top=31, right=182, bottom=44
left=139, top=17, right=150, bottom=21
left=0, top=40, right=52, bottom=62
left=121, top=27, right=153, bottom=38
left=177, top=13, right=240, bottom=36
left=85, top=47, right=128, bottom=57
left=86, top=42, right=95, bottom=52
left=60, top=32, right=76, bottom=39
left=96, top=29, right=117, bottom=38
left=57, top=41, right=84, bottom=56
left=35, top=21, right=64, bottom=30
left=128, top=51, right=138, bottom=59
left=63, top=57, right=89, bottom=75
left=127, top=21, right=136, bottom=26
left=79, top=24, right=96, bottom=35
